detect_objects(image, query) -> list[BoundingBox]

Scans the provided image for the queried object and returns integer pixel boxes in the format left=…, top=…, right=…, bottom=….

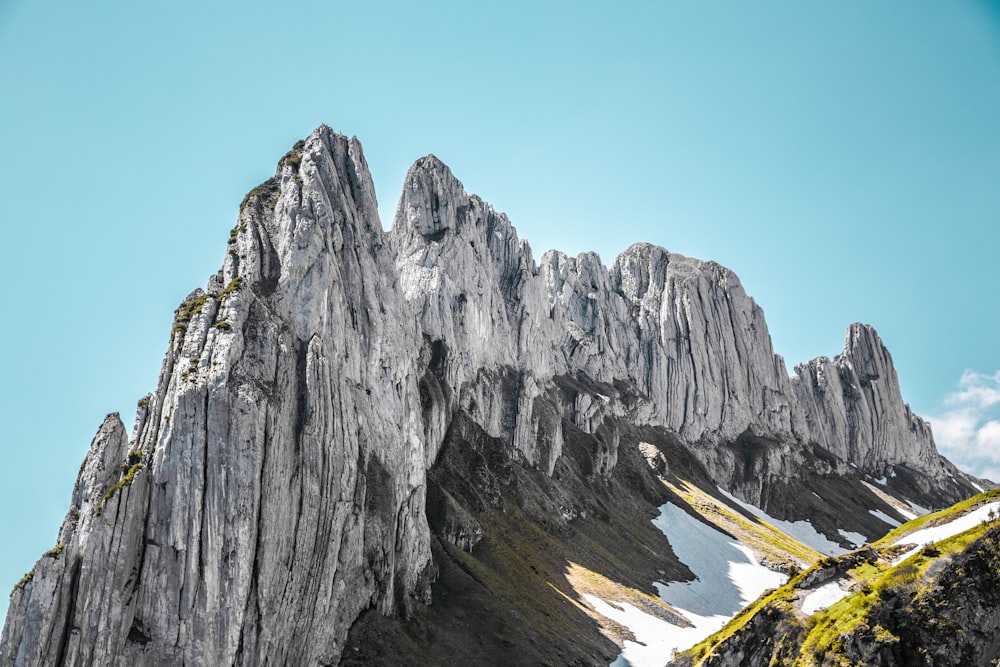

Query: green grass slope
left=673, top=489, right=1000, bottom=667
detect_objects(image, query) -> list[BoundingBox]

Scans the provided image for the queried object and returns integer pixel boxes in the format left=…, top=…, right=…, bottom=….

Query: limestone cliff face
left=2, top=128, right=433, bottom=666
left=1, top=126, right=978, bottom=666
left=792, top=323, right=944, bottom=477
left=390, top=156, right=809, bottom=478
left=388, top=154, right=963, bottom=495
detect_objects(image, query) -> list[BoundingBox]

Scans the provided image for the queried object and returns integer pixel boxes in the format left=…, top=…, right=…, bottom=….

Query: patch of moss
left=684, top=572, right=804, bottom=664
left=168, top=272, right=246, bottom=353
left=239, top=177, right=280, bottom=212
left=44, top=543, right=66, bottom=558
left=227, top=222, right=248, bottom=245
left=170, top=292, right=210, bottom=348
left=687, top=514, right=1000, bottom=666
left=280, top=139, right=306, bottom=175
left=212, top=319, right=231, bottom=330
left=10, top=567, right=35, bottom=597
left=94, top=462, right=145, bottom=517
left=218, top=276, right=242, bottom=300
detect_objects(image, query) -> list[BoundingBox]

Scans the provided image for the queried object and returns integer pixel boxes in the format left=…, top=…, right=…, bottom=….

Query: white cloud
left=975, top=420, right=1000, bottom=453
left=945, top=370, right=1000, bottom=408
left=930, top=409, right=979, bottom=451
left=928, top=370, right=1000, bottom=482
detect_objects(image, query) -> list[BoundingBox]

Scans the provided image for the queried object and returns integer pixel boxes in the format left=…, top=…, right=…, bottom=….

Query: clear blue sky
left=1, top=1, right=998, bottom=619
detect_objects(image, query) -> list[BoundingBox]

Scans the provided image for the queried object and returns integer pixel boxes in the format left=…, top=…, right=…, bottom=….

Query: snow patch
left=907, top=501, right=931, bottom=516
left=589, top=596, right=723, bottom=666
left=600, top=502, right=786, bottom=666
left=838, top=530, right=866, bottom=548
left=800, top=580, right=850, bottom=615
left=869, top=509, right=902, bottom=528
left=873, top=476, right=887, bottom=486
left=717, top=488, right=845, bottom=556
left=971, top=481, right=984, bottom=493
left=891, top=501, right=1000, bottom=564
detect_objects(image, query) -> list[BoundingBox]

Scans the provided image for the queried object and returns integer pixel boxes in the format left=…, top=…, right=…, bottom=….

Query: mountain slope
left=673, top=489, right=1000, bottom=666
left=0, top=126, right=982, bottom=666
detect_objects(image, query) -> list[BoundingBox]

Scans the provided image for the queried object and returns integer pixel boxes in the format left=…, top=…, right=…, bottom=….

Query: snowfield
left=597, top=502, right=786, bottom=667
left=837, top=530, right=867, bottom=548
left=800, top=580, right=850, bottom=615
left=869, top=508, right=902, bottom=527
left=891, top=500, right=1000, bottom=564
left=717, top=488, right=845, bottom=556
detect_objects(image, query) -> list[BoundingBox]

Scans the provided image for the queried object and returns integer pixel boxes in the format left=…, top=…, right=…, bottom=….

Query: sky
left=0, top=0, right=998, bottom=620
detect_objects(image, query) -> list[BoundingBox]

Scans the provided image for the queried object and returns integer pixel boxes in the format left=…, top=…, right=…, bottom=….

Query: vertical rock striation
left=3, top=127, right=433, bottom=666
left=388, top=155, right=964, bottom=495
left=1, top=126, right=979, bottom=666
left=389, top=157, right=810, bottom=481
left=792, top=323, right=946, bottom=476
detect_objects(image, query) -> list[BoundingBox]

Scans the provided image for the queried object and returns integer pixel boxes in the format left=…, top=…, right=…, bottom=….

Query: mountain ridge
left=1, top=125, right=983, bottom=666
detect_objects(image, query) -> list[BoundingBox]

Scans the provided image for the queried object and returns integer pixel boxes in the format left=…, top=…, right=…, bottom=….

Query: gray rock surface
left=389, top=154, right=966, bottom=495
left=390, top=157, right=810, bottom=478
left=792, top=323, right=945, bottom=476
left=1, top=125, right=978, bottom=666
left=3, top=128, right=433, bottom=666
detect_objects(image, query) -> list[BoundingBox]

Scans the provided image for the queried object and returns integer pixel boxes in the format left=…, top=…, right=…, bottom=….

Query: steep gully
left=0, top=126, right=982, bottom=666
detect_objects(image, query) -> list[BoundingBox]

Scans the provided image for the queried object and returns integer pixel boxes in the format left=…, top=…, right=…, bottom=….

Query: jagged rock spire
left=3, top=126, right=434, bottom=666
left=792, top=323, right=942, bottom=476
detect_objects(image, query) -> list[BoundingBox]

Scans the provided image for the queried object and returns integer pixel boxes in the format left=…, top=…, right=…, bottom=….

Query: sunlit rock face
left=391, top=156, right=806, bottom=473
left=792, top=323, right=945, bottom=476
left=2, top=128, right=434, bottom=666
left=1, top=126, right=977, bottom=666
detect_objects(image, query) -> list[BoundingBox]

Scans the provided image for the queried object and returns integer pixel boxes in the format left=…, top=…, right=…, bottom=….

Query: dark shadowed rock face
left=0, top=126, right=982, bottom=666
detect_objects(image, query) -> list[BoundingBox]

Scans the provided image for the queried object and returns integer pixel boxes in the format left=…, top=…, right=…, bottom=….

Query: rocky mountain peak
left=1, top=126, right=982, bottom=667
left=791, top=322, right=956, bottom=485
left=842, top=321, right=893, bottom=383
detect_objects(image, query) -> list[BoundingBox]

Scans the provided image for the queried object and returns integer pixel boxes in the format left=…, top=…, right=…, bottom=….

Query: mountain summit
left=0, top=126, right=983, bottom=666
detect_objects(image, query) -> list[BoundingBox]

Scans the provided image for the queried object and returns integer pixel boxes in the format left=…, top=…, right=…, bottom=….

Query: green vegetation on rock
left=10, top=567, right=35, bottom=598
left=676, top=489, right=1000, bottom=666
left=170, top=292, right=209, bottom=348
left=94, top=457, right=145, bottom=518
left=218, top=276, right=242, bottom=300
left=169, top=276, right=243, bottom=349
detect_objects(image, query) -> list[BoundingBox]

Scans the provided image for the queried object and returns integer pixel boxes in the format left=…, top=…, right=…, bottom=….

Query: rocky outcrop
left=389, top=153, right=971, bottom=504
left=3, top=128, right=434, bottom=666
left=792, top=323, right=941, bottom=475
left=391, top=156, right=809, bottom=482
left=1, top=125, right=980, bottom=666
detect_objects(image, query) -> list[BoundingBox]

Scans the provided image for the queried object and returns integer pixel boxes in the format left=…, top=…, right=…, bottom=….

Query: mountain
left=0, top=126, right=985, bottom=666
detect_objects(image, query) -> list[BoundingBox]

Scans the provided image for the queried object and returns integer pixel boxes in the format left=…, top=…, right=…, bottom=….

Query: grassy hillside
left=674, top=489, right=1000, bottom=666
